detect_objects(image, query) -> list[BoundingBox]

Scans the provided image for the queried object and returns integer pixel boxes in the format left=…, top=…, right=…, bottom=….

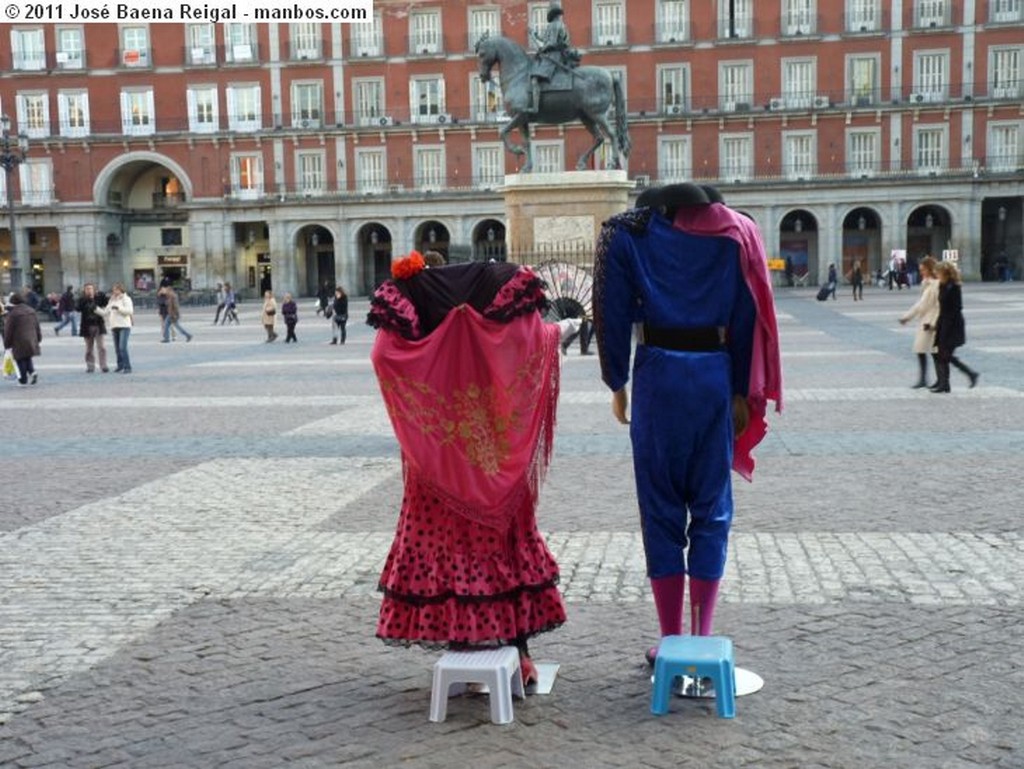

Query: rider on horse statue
left=528, top=2, right=580, bottom=114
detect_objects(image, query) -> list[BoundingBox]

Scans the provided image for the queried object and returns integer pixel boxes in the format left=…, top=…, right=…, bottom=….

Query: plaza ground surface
left=1, top=283, right=1022, bottom=768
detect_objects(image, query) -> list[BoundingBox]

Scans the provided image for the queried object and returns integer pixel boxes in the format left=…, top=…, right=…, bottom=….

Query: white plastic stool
left=429, top=647, right=525, bottom=724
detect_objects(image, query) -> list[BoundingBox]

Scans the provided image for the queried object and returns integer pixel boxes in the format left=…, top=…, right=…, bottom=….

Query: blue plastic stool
left=651, top=635, right=736, bottom=718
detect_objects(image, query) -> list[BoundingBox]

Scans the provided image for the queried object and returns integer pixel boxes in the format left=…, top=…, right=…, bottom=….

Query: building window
left=915, top=0, right=949, bottom=27
left=11, top=28, right=46, bottom=71
left=846, top=129, right=880, bottom=176
left=718, top=0, right=752, bottom=38
left=991, top=0, right=1023, bottom=23
left=296, top=151, right=325, bottom=195
left=783, top=131, right=816, bottom=179
left=528, top=3, right=548, bottom=50
left=720, top=62, right=753, bottom=111
left=354, top=79, right=386, bottom=125
left=846, top=0, right=879, bottom=31
left=847, top=55, right=878, bottom=105
left=468, top=7, right=500, bottom=49
left=914, top=126, right=946, bottom=173
left=782, top=58, right=815, bottom=108
left=410, top=77, right=447, bottom=124
left=58, top=90, right=90, bottom=137
left=20, top=159, right=53, bottom=206
left=227, top=85, right=262, bottom=131
left=414, top=146, right=445, bottom=190
left=594, top=2, right=625, bottom=46
left=16, top=92, right=50, bottom=139
left=470, top=73, right=507, bottom=122
left=291, top=81, right=323, bottom=128
left=991, top=47, right=1022, bottom=99
left=161, top=228, right=183, bottom=246
left=987, top=123, right=1021, bottom=171
left=225, top=23, right=257, bottom=62
left=55, top=28, right=84, bottom=69
left=351, top=13, right=383, bottom=57
left=120, top=89, right=155, bottom=136
left=473, top=143, right=505, bottom=187
left=291, top=23, right=320, bottom=59
left=657, top=0, right=689, bottom=43
left=720, top=134, right=753, bottom=181
left=912, top=51, right=948, bottom=102
left=186, top=23, right=216, bottom=65
left=658, top=136, right=692, bottom=181
left=534, top=141, right=564, bottom=173
left=783, top=0, right=816, bottom=36
left=356, top=148, right=387, bottom=192
left=187, top=86, right=219, bottom=133
left=121, top=26, right=150, bottom=67
left=658, top=65, right=688, bottom=114
left=230, top=153, right=264, bottom=199
left=410, top=10, right=442, bottom=55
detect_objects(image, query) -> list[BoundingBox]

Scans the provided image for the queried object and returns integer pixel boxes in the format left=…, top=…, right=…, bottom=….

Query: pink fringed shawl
left=673, top=203, right=784, bottom=481
left=372, top=304, right=561, bottom=530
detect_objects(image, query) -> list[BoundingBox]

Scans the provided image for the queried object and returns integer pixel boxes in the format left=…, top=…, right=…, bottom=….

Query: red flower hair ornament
left=391, top=250, right=426, bottom=280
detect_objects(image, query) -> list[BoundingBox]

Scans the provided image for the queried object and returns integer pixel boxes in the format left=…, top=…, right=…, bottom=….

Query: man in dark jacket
left=77, top=283, right=109, bottom=373
left=3, top=293, right=42, bottom=385
left=54, top=286, right=78, bottom=336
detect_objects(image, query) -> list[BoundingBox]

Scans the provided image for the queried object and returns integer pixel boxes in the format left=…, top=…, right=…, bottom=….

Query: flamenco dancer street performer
left=592, top=183, right=782, bottom=665
left=367, top=251, right=566, bottom=687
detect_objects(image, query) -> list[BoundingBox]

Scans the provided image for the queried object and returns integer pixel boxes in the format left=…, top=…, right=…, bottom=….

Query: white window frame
left=355, top=147, right=387, bottom=193
left=410, top=10, right=442, bottom=55
left=847, top=54, right=879, bottom=105
left=846, top=128, right=880, bottom=177
left=291, top=22, right=321, bottom=59
left=225, top=23, right=257, bottom=63
left=11, top=28, right=46, bottom=71
left=718, top=0, right=752, bottom=38
left=351, top=13, right=383, bottom=57
left=410, top=77, right=447, bottom=124
left=473, top=142, right=505, bottom=187
left=533, top=140, right=565, bottom=174
left=847, top=0, right=879, bottom=31
left=414, top=145, right=446, bottom=191
left=658, top=65, right=689, bottom=114
left=296, top=150, right=326, bottom=196
left=782, top=58, right=816, bottom=109
left=468, top=7, right=501, bottom=49
left=913, top=125, right=947, bottom=174
left=121, top=26, right=150, bottom=67
left=916, top=0, right=948, bottom=27
left=186, top=23, right=216, bottom=65
left=783, top=130, right=817, bottom=180
left=991, top=0, right=1022, bottom=23
left=187, top=85, right=219, bottom=134
left=990, top=47, right=1022, bottom=99
left=528, top=3, right=548, bottom=50
left=470, top=73, right=508, bottom=122
left=354, top=79, right=386, bottom=126
left=657, top=0, right=689, bottom=43
left=230, top=153, right=264, bottom=200
left=720, top=133, right=753, bottom=181
left=719, top=61, right=753, bottom=111
left=594, top=1, right=625, bottom=46
left=55, top=27, right=84, bottom=69
left=58, top=90, right=90, bottom=138
left=227, top=84, right=262, bottom=132
left=783, top=0, right=816, bottom=36
left=986, top=122, right=1022, bottom=171
left=16, top=92, right=50, bottom=139
left=658, top=136, right=692, bottom=181
left=912, top=50, right=948, bottom=102
left=19, top=159, right=53, bottom=206
left=291, top=81, right=323, bottom=128
left=120, top=88, right=156, bottom=136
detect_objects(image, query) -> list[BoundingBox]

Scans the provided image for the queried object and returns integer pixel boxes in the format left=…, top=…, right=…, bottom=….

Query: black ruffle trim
left=483, top=274, right=550, bottom=324
left=377, top=575, right=561, bottom=607
left=377, top=619, right=566, bottom=652
left=366, top=293, right=417, bottom=340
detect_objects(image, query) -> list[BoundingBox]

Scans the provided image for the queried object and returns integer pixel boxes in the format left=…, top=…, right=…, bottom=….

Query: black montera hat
left=547, top=3, right=564, bottom=22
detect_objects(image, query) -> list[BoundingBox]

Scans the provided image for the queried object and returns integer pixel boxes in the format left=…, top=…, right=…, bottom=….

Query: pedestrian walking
left=282, top=292, right=298, bottom=342
left=53, top=286, right=78, bottom=336
left=851, top=260, right=864, bottom=301
left=100, top=282, right=134, bottom=373
left=330, top=286, right=348, bottom=344
left=77, top=283, right=109, bottom=373
left=898, top=255, right=939, bottom=389
left=827, top=263, right=838, bottom=299
left=261, top=290, right=278, bottom=342
left=316, top=280, right=332, bottom=316
left=212, top=283, right=226, bottom=325
left=159, top=286, right=193, bottom=343
left=2, top=293, right=42, bottom=386
left=931, top=260, right=980, bottom=393
left=221, top=282, right=239, bottom=325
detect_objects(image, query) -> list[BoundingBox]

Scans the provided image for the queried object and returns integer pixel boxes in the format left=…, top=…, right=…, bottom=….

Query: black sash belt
left=642, top=324, right=725, bottom=352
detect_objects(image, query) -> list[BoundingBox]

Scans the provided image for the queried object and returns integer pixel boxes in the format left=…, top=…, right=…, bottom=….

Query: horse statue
left=475, top=34, right=632, bottom=173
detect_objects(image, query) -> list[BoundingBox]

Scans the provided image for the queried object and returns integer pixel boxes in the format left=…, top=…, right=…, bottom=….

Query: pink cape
left=673, top=204, right=784, bottom=481
left=371, top=304, right=561, bottom=529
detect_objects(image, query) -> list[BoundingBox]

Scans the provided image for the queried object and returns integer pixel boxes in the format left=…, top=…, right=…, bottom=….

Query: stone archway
left=359, top=224, right=393, bottom=294
left=415, top=220, right=451, bottom=258
left=472, top=219, right=507, bottom=261
left=841, top=207, right=882, bottom=281
left=779, top=209, right=819, bottom=286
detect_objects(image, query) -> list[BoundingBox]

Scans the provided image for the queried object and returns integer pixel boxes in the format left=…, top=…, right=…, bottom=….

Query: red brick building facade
left=1, top=0, right=1022, bottom=297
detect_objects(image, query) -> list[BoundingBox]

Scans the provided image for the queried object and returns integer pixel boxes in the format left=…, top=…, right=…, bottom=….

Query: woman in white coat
left=899, top=255, right=939, bottom=388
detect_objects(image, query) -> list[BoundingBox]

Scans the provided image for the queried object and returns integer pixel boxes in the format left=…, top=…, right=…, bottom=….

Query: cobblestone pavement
left=1, top=285, right=1022, bottom=768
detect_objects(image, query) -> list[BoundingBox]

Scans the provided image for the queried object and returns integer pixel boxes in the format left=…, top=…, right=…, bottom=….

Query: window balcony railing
left=291, top=45, right=322, bottom=61
left=593, top=24, right=626, bottom=47
left=990, top=3, right=1023, bottom=23
left=717, top=14, right=754, bottom=39
left=54, top=49, right=86, bottom=69
left=350, top=33, right=384, bottom=58
left=184, top=45, right=216, bottom=66
left=119, top=47, right=152, bottom=68
left=224, top=42, right=260, bottom=64
left=407, top=33, right=444, bottom=56
left=781, top=12, right=819, bottom=36
left=915, top=3, right=952, bottom=28
left=652, top=20, right=690, bottom=44
left=12, top=53, right=47, bottom=71
left=845, top=10, right=882, bottom=32
left=153, top=192, right=186, bottom=208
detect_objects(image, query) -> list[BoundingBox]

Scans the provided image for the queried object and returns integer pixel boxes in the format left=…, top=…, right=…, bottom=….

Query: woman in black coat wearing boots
left=2, top=293, right=42, bottom=385
left=931, top=261, right=979, bottom=393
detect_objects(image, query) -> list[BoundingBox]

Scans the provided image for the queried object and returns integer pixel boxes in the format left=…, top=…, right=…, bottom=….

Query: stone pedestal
left=500, top=170, right=633, bottom=259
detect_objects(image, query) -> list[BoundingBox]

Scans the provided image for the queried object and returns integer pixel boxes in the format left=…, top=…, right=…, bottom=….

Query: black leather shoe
left=969, top=372, right=979, bottom=389
left=911, top=381, right=927, bottom=389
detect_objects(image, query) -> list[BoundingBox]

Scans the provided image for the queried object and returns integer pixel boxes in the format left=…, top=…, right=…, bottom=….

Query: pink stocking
left=650, top=574, right=686, bottom=637
left=689, top=577, right=721, bottom=636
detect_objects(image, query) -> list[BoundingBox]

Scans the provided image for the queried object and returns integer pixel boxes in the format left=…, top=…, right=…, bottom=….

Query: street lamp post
left=1, top=115, right=30, bottom=293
